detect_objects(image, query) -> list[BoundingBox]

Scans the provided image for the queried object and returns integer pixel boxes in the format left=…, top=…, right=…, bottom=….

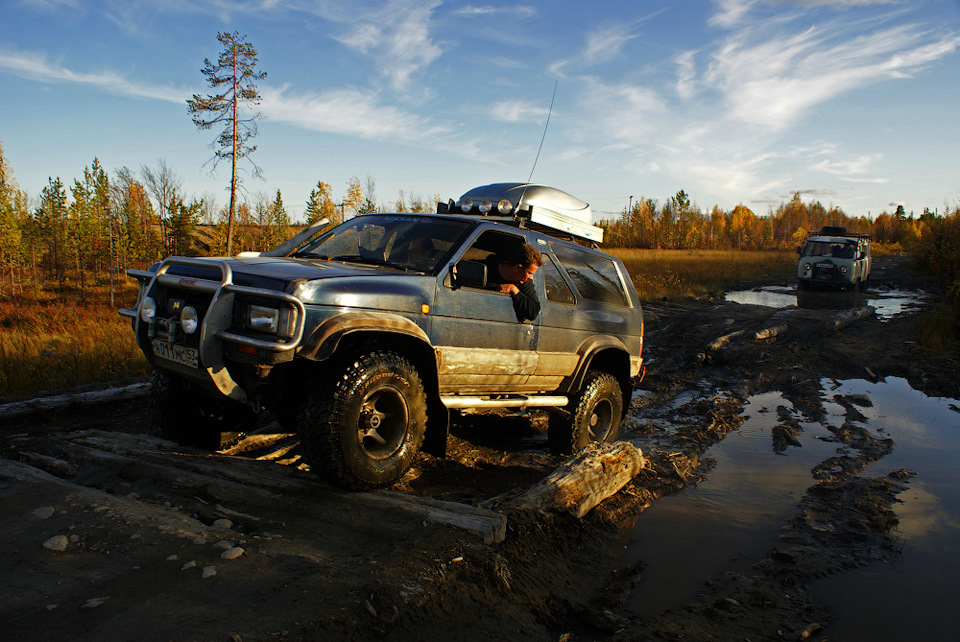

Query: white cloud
left=705, top=22, right=960, bottom=131
left=489, top=100, right=549, bottom=123
left=449, top=4, right=536, bottom=18
left=335, top=0, right=443, bottom=92
left=709, top=0, right=761, bottom=28
left=261, top=85, right=451, bottom=144
left=674, top=50, right=700, bottom=99
left=0, top=48, right=184, bottom=102
left=582, top=24, right=637, bottom=66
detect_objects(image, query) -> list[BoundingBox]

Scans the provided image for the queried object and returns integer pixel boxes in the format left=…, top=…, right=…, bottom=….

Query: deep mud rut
left=1, top=255, right=957, bottom=642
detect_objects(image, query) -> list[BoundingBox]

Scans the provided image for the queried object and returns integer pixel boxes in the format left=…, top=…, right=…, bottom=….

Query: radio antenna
left=526, top=80, right=558, bottom=184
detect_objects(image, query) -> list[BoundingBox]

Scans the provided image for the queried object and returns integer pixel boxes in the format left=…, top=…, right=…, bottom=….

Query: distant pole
left=628, top=195, right=633, bottom=215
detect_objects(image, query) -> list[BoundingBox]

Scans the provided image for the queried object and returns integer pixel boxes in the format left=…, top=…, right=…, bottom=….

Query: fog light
left=478, top=199, right=492, bottom=213
left=180, top=306, right=199, bottom=334
left=140, top=296, right=157, bottom=322
left=459, top=198, right=473, bottom=213
left=497, top=199, right=513, bottom=214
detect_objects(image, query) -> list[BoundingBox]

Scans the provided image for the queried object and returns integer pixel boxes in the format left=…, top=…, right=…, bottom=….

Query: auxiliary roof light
left=478, top=199, right=492, bottom=213
left=459, top=198, right=473, bottom=213
left=497, top=199, right=513, bottom=214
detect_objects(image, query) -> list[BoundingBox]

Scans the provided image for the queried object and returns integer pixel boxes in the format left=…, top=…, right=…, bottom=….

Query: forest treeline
left=1, top=142, right=958, bottom=300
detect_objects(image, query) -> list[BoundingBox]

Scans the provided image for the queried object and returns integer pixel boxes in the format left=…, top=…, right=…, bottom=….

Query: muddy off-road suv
left=121, top=183, right=645, bottom=489
left=797, top=226, right=872, bottom=291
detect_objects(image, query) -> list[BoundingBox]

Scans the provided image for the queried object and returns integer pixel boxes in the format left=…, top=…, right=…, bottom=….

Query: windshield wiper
left=330, top=254, right=409, bottom=271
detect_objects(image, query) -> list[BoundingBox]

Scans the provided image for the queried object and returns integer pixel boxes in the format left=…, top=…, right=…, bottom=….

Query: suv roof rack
left=437, top=183, right=604, bottom=244
left=808, top=226, right=871, bottom=241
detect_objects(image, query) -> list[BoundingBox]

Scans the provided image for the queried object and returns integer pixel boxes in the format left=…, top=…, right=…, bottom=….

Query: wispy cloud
left=0, top=48, right=184, bottom=102
left=705, top=22, right=960, bottom=130
left=18, top=0, right=81, bottom=11
left=335, top=0, right=443, bottom=92
left=261, top=85, right=451, bottom=144
left=0, top=46, right=455, bottom=148
left=489, top=100, right=550, bottom=123
left=709, top=0, right=761, bottom=28
left=582, top=24, right=637, bottom=66
left=449, top=4, right=536, bottom=17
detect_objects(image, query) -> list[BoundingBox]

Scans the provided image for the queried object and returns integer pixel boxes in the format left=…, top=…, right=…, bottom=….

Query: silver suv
left=797, top=226, right=872, bottom=291
left=121, top=183, right=645, bottom=489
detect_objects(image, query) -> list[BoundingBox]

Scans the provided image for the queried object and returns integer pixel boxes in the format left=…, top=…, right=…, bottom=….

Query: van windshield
left=802, top=240, right=857, bottom=258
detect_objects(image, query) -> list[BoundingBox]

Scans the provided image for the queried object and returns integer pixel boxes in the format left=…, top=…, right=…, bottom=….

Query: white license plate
left=151, top=340, right=199, bottom=368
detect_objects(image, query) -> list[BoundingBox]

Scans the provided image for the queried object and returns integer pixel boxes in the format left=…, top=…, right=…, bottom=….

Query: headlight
left=140, top=296, right=157, bottom=322
left=247, top=305, right=280, bottom=333
left=459, top=198, right=473, bottom=213
left=180, top=306, right=199, bottom=334
left=840, top=266, right=848, bottom=274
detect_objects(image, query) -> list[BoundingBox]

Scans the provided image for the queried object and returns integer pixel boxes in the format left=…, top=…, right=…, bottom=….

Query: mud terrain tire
left=152, top=370, right=254, bottom=450
left=548, top=370, right=623, bottom=454
left=298, top=350, right=427, bottom=490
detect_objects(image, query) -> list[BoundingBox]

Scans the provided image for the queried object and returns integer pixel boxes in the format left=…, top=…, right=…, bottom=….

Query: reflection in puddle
left=724, top=285, right=929, bottom=319
left=622, top=392, right=839, bottom=618
left=809, top=378, right=960, bottom=641
left=624, top=378, right=960, bottom=639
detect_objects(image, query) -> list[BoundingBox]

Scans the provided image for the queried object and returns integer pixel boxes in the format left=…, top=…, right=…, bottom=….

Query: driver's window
left=456, top=230, right=527, bottom=290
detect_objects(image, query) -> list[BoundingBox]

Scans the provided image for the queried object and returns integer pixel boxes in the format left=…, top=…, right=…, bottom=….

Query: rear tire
left=297, top=350, right=427, bottom=490
left=152, top=370, right=254, bottom=450
left=549, top=371, right=623, bottom=455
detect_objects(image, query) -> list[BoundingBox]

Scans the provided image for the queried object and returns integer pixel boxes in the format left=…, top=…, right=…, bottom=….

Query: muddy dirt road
left=2, top=255, right=956, bottom=641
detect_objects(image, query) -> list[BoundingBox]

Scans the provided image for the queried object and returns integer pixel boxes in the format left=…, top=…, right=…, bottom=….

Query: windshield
left=295, top=215, right=472, bottom=272
left=802, top=240, right=857, bottom=258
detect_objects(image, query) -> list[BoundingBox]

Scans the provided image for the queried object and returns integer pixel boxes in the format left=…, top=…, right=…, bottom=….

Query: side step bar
left=440, top=395, right=568, bottom=409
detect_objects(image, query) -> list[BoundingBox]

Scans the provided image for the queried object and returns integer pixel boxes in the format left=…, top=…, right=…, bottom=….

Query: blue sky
left=1, top=0, right=958, bottom=223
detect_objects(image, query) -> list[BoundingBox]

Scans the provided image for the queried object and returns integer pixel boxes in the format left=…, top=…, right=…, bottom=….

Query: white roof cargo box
left=451, top=182, right=604, bottom=244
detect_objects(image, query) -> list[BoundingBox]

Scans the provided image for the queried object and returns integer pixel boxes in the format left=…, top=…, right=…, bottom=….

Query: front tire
left=297, top=350, right=427, bottom=490
left=549, top=370, right=624, bottom=455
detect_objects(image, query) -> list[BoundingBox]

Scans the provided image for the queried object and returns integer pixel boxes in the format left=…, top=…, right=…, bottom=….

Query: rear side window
left=542, top=254, right=576, bottom=304
left=551, top=244, right=628, bottom=307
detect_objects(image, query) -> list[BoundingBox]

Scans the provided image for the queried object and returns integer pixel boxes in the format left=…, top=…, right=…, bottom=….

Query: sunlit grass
left=0, top=282, right=151, bottom=401
left=609, top=248, right=798, bottom=300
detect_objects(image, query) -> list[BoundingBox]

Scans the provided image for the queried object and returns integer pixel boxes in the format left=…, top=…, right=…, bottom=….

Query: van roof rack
left=808, top=226, right=871, bottom=241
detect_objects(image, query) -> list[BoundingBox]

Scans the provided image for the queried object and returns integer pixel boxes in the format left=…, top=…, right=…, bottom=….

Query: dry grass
left=0, top=283, right=150, bottom=401
left=610, top=248, right=798, bottom=300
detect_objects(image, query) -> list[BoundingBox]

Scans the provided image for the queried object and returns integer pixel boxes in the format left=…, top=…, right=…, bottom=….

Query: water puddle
left=808, top=378, right=960, bottom=640
left=622, top=391, right=840, bottom=617
left=724, top=285, right=929, bottom=319
left=622, top=378, right=960, bottom=638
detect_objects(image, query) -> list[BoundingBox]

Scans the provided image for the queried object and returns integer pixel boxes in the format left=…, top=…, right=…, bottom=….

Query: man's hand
left=498, top=283, right=520, bottom=295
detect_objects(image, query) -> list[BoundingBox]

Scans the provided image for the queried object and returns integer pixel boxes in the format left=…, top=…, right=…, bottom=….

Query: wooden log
left=371, top=491, right=508, bottom=545
left=754, top=323, right=788, bottom=341
left=825, top=306, right=874, bottom=332
left=505, top=441, right=647, bottom=519
left=0, top=382, right=150, bottom=419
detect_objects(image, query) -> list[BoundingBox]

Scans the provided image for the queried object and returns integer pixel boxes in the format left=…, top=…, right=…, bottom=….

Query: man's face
left=505, top=263, right=538, bottom=284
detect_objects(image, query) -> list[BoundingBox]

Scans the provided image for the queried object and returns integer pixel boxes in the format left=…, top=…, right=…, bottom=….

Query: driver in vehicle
left=484, top=242, right=543, bottom=322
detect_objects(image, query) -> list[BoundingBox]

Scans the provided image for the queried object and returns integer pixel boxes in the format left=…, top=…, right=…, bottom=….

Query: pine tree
left=187, top=32, right=266, bottom=256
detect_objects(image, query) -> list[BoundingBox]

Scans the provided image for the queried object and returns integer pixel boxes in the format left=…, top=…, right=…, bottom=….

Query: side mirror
left=451, top=260, right=487, bottom=289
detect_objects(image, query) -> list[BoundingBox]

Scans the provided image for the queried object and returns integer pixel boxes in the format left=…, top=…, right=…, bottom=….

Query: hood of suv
left=162, top=255, right=412, bottom=292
